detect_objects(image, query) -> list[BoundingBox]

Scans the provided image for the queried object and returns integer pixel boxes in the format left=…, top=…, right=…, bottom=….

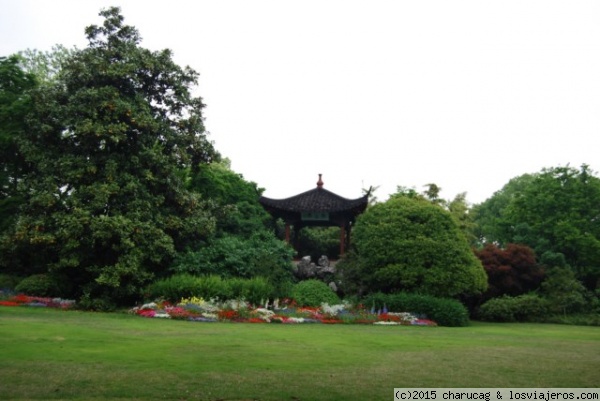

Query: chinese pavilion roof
left=259, top=175, right=368, bottom=224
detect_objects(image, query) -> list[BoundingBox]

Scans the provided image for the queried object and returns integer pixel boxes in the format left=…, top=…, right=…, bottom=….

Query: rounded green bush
left=15, top=274, right=62, bottom=297
left=478, top=293, right=549, bottom=322
left=292, top=280, right=340, bottom=307
left=363, top=292, right=470, bottom=327
left=346, top=196, right=488, bottom=297
left=0, top=274, right=23, bottom=291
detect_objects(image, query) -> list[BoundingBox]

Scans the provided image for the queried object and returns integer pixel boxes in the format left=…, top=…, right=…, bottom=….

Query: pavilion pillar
left=339, top=224, right=346, bottom=256
left=284, top=223, right=291, bottom=244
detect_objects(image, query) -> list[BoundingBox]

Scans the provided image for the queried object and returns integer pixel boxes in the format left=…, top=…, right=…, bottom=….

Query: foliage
left=340, top=195, right=487, bottom=298
left=541, top=314, right=600, bottom=327
left=146, top=274, right=274, bottom=305
left=471, top=173, right=536, bottom=246
left=362, top=292, right=470, bottom=327
left=477, top=293, right=550, bottom=322
left=17, top=45, right=78, bottom=83
left=291, top=279, right=341, bottom=307
left=77, top=293, right=117, bottom=312
left=296, top=226, right=340, bottom=260
left=472, top=165, right=600, bottom=290
left=446, top=192, right=478, bottom=246
left=475, top=243, right=545, bottom=300
left=14, top=274, right=62, bottom=297
left=188, top=160, right=271, bottom=237
left=0, top=8, right=220, bottom=304
left=170, top=230, right=294, bottom=297
left=0, top=56, right=37, bottom=234
left=541, top=267, right=590, bottom=315
left=0, top=274, right=22, bottom=291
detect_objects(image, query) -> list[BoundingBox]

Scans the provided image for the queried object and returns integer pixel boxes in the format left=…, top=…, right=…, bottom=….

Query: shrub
left=170, top=231, right=294, bottom=298
left=146, top=274, right=202, bottom=302
left=146, top=274, right=274, bottom=304
left=477, top=296, right=516, bottom=322
left=292, top=280, right=340, bottom=307
left=15, top=274, right=61, bottom=297
left=0, top=274, right=22, bottom=291
left=241, top=277, right=274, bottom=306
left=362, top=292, right=470, bottom=327
left=345, top=196, right=487, bottom=297
left=77, top=293, right=117, bottom=312
left=477, top=293, right=549, bottom=322
left=194, top=275, right=232, bottom=300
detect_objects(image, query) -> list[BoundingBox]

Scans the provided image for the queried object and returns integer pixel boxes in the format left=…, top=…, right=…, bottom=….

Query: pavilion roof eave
left=259, top=187, right=368, bottom=215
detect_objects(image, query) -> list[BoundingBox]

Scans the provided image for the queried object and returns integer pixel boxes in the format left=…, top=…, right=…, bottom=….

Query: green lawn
left=0, top=307, right=598, bottom=401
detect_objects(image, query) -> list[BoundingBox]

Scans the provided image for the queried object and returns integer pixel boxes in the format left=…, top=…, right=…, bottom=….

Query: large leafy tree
left=0, top=8, right=219, bottom=303
left=473, top=165, right=600, bottom=289
left=188, top=159, right=271, bottom=238
left=0, top=56, right=37, bottom=232
left=339, top=195, right=488, bottom=298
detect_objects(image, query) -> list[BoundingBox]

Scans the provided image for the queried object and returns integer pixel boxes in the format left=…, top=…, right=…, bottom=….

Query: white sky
left=1, top=1, right=599, bottom=205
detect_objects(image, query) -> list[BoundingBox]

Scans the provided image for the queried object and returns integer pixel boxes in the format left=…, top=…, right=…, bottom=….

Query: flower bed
left=129, top=298, right=438, bottom=326
left=0, top=293, right=437, bottom=326
left=0, top=294, right=75, bottom=309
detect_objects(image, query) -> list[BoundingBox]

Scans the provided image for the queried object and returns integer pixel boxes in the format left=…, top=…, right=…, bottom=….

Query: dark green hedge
left=147, top=274, right=273, bottom=305
left=362, top=292, right=470, bottom=327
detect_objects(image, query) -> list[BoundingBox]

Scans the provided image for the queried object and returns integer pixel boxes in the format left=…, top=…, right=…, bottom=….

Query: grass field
left=0, top=307, right=598, bottom=401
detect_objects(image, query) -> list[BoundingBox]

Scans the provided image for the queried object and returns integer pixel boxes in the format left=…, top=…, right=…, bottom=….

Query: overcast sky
left=2, top=1, right=599, bottom=204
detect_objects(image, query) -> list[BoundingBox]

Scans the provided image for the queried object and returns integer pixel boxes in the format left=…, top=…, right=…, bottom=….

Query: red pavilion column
left=339, top=225, right=346, bottom=256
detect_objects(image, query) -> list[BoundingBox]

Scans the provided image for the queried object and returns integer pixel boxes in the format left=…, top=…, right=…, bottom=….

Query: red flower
left=218, top=310, right=238, bottom=320
left=378, top=313, right=401, bottom=322
left=13, top=294, right=32, bottom=304
left=320, top=319, right=343, bottom=324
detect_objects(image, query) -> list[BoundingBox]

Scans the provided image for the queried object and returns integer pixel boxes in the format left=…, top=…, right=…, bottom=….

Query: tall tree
left=188, top=159, right=270, bottom=238
left=0, top=56, right=37, bottom=232
left=473, top=165, right=600, bottom=289
left=0, top=8, right=219, bottom=303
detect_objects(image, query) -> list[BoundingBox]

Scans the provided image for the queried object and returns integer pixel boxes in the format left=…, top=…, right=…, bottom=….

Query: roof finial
left=317, top=173, right=324, bottom=188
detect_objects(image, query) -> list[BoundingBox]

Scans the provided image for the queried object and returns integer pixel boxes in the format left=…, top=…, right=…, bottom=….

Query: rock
left=318, top=255, right=329, bottom=267
left=295, top=256, right=317, bottom=279
left=328, top=281, right=338, bottom=292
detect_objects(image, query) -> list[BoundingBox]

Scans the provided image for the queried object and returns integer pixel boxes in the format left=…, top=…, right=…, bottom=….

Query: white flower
left=320, top=303, right=346, bottom=316
left=154, top=312, right=171, bottom=319
left=387, top=312, right=418, bottom=323
left=373, top=321, right=399, bottom=325
left=254, top=308, right=275, bottom=317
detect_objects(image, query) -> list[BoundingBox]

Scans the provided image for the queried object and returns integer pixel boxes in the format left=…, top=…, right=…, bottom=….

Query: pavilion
left=259, top=174, right=369, bottom=257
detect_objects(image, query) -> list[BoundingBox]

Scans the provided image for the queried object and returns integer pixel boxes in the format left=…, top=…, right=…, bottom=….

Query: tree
left=338, top=195, right=488, bottom=298
left=473, top=165, right=600, bottom=290
left=0, top=56, right=37, bottom=233
left=177, top=159, right=295, bottom=295
left=17, top=45, right=78, bottom=83
left=188, top=159, right=270, bottom=238
left=0, top=8, right=219, bottom=304
left=541, top=267, right=588, bottom=315
left=447, top=192, right=477, bottom=246
left=475, top=243, right=545, bottom=300
left=471, top=173, right=535, bottom=246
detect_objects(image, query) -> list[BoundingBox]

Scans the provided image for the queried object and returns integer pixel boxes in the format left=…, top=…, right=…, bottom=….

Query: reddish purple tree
left=475, top=243, right=545, bottom=300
